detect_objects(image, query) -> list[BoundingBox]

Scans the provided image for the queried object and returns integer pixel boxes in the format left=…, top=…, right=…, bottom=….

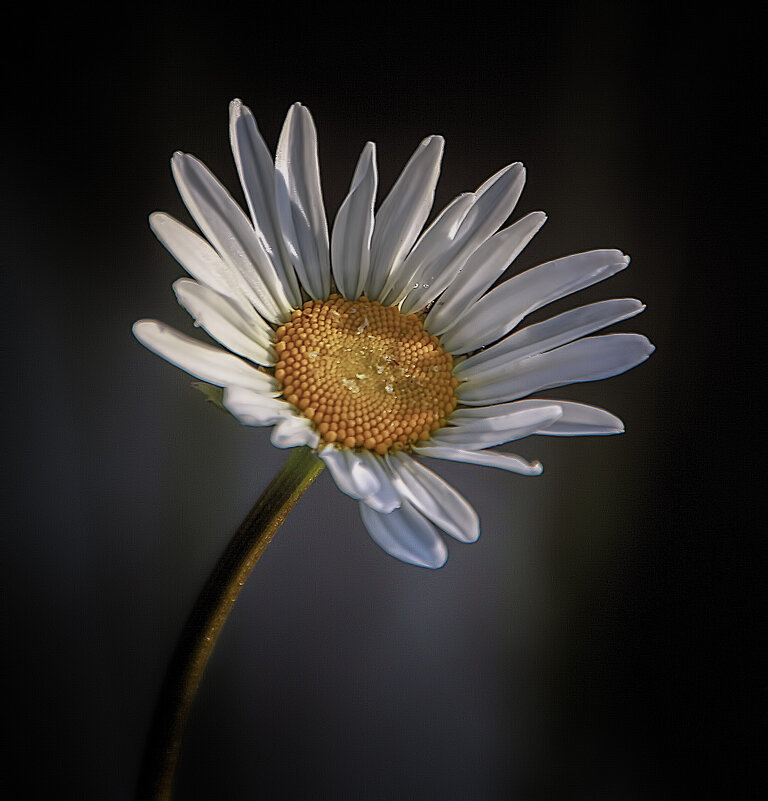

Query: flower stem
left=137, top=446, right=324, bottom=801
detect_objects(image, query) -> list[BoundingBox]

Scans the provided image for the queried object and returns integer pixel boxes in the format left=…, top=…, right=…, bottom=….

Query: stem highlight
left=137, top=446, right=324, bottom=801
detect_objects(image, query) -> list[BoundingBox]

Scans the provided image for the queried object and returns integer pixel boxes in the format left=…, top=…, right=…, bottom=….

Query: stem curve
left=137, top=446, right=324, bottom=801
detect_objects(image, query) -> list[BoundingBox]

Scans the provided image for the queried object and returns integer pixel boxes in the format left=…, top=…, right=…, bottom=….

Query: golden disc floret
left=274, top=295, right=458, bottom=453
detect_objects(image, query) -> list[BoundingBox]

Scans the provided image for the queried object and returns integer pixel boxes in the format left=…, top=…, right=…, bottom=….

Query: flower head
left=134, top=99, right=653, bottom=568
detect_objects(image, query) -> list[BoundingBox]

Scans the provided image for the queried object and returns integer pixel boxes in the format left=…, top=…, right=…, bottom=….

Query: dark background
left=3, top=4, right=759, bottom=800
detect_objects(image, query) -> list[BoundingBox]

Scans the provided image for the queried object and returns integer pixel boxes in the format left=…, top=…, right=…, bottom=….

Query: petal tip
left=641, top=337, right=656, bottom=357
left=132, top=318, right=159, bottom=343
left=423, top=134, right=445, bottom=151
left=465, top=524, right=481, bottom=544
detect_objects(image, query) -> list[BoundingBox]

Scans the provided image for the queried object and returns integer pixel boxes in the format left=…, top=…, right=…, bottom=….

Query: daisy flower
left=134, top=99, right=653, bottom=569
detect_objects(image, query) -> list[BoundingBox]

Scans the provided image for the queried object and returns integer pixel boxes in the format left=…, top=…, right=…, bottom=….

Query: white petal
left=414, top=446, right=543, bottom=475
left=425, top=212, right=547, bottom=335
left=521, top=400, right=624, bottom=435
left=400, top=163, right=526, bottom=314
left=457, top=333, right=655, bottom=405
left=387, top=453, right=479, bottom=543
left=274, top=103, right=331, bottom=300
left=319, top=446, right=381, bottom=501
left=223, top=386, right=296, bottom=426
left=455, top=298, right=646, bottom=378
left=270, top=416, right=319, bottom=449
left=366, top=135, right=444, bottom=301
left=149, top=212, right=263, bottom=323
left=133, top=320, right=280, bottom=393
left=440, top=250, right=630, bottom=354
left=449, top=399, right=624, bottom=435
left=430, top=405, right=562, bottom=448
left=357, top=451, right=401, bottom=513
left=379, top=193, right=476, bottom=306
left=173, top=279, right=276, bottom=365
left=171, top=153, right=293, bottom=323
left=359, top=500, right=448, bottom=568
left=229, top=99, right=301, bottom=307
left=331, top=142, right=377, bottom=299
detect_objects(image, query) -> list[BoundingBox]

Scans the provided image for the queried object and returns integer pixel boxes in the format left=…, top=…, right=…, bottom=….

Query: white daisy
left=134, top=99, right=653, bottom=569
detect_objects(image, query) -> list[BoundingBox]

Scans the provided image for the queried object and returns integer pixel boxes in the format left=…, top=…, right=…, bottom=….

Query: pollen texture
left=274, top=295, right=458, bottom=453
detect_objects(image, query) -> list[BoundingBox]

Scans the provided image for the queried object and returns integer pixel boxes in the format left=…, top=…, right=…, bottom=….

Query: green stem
left=136, top=446, right=324, bottom=801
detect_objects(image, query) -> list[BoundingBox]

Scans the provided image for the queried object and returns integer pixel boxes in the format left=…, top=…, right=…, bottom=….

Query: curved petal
left=223, top=386, right=296, bottom=426
left=149, top=212, right=263, bottom=323
left=414, top=445, right=543, bottom=475
left=456, top=333, right=655, bottom=405
left=270, top=416, right=319, bottom=448
left=425, top=211, right=547, bottom=335
left=365, top=135, right=444, bottom=301
left=173, top=279, right=276, bottom=365
left=455, top=298, right=646, bottom=378
left=525, top=400, right=624, bottom=436
left=440, top=250, right=630, bottom=354
left=331, top=142, right=377, bottom=299
left=387, top=453, right=479, bottom=543
left=359, top=500, right=448, bottom=568
left=229, top=98, right=301, bottom=306
left=274, top=103, right=331, bottom=300
left=357, top=450, right=401, bottom=513
left=319, top=446, right=381, bottom=501
left=431, top=405, right=562, bottom=448
left=400, top=163, right=526, bottom=314
left=133, top=320, right=279, bottom=394
left=449, top=399, right=624, bottom=436
left=171, top=152, right=294, bottom=323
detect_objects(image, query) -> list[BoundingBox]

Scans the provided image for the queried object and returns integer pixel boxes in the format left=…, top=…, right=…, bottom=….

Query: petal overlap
left=135, top=99, right=652, bottom=568
left=275, top=103, right=331, bottom=300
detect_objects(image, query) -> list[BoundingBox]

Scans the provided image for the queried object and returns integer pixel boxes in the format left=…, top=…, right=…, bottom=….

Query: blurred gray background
left=2, top=4, right=757, bottom=800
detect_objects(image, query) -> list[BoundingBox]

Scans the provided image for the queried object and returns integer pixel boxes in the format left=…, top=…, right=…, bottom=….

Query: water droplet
left=342, top=378, right=360, bottom=394
left=385, top=384, right=394, bottom=394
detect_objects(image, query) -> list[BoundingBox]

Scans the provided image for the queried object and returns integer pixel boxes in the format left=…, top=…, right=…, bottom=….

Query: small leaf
left=191, top=381, right=232, bottom=415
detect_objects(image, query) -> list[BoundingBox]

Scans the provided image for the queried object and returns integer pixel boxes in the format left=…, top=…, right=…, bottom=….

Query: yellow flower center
left=274, top=295, right=458, bottom=453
